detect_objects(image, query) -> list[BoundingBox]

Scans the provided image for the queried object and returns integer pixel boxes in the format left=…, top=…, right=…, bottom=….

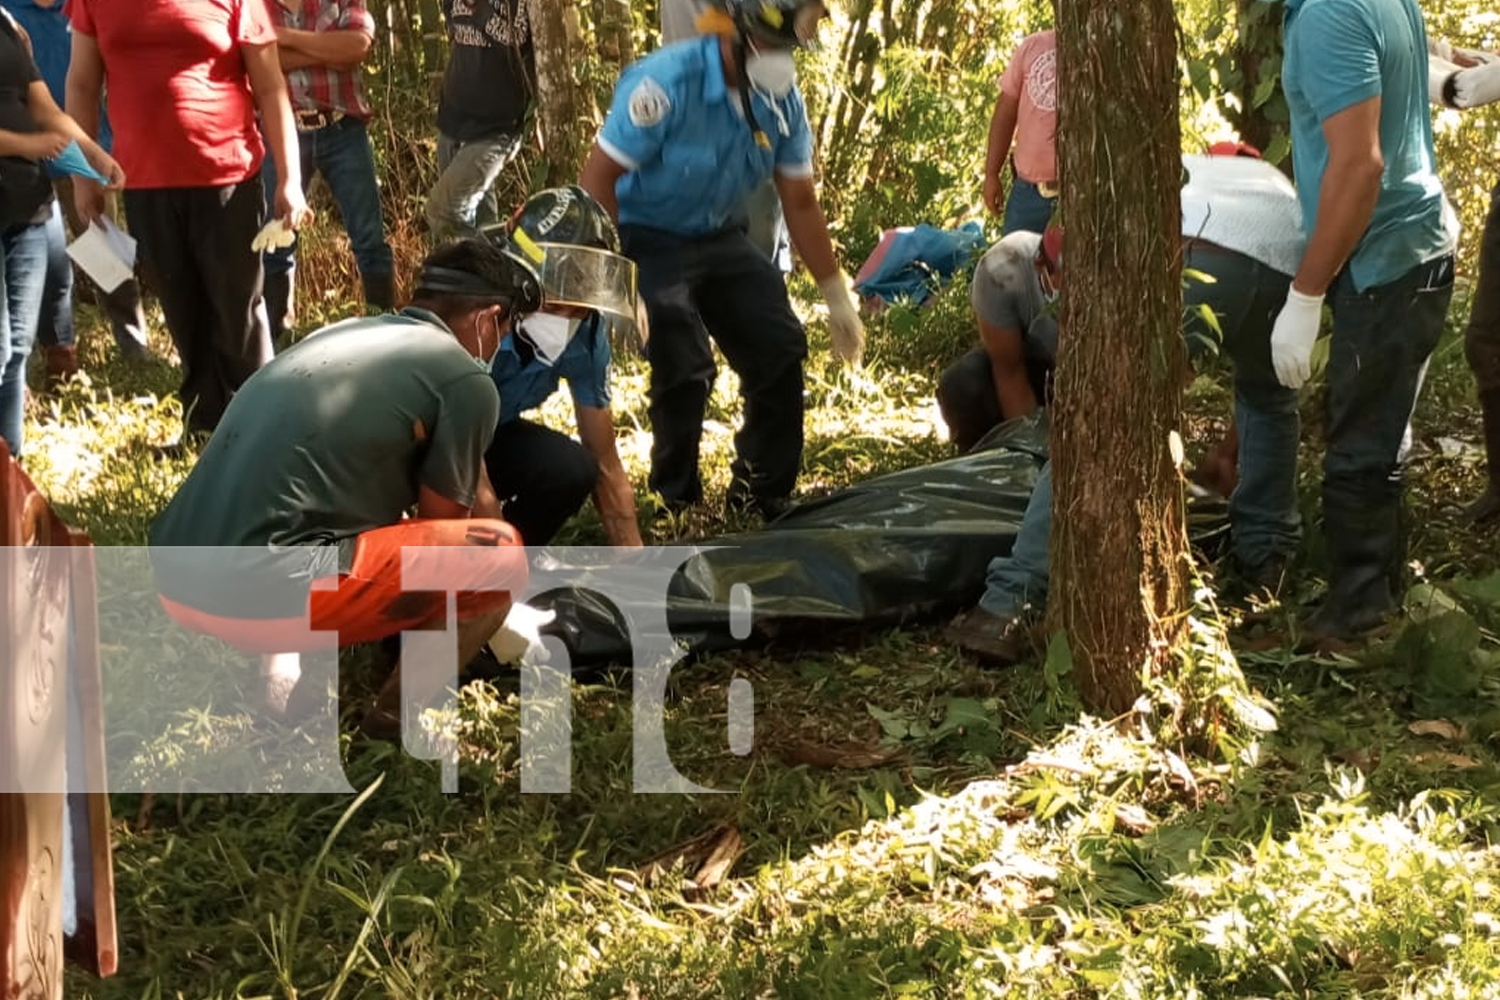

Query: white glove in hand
left=1456, top=45, right=1500, bottom=66
left=250, top=219, right=296, bottom=253
left=1452, top=61, right=1500, bottom=109
left=1269, top=286, right=1324, bottom=389
left=487, top=601, right=558, bottom=665
left=818, top=272, right=865, bottom=368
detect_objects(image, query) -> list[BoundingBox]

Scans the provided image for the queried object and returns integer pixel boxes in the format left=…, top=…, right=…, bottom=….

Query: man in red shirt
left=65, top=0, right=312, bottom=438
left=260, top=0, right=394, bottom=344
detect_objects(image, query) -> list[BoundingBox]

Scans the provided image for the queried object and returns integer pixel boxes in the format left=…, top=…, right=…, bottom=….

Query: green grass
left=27, top=278, right=1500, bottom=999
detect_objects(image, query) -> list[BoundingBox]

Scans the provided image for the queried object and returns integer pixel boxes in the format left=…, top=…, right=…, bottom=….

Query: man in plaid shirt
left=262, top=0, right=396, bottom=342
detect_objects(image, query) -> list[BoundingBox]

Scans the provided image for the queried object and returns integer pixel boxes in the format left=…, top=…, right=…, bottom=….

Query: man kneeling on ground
left=148, top=236, right=544, bottom=738
left=478, top=185, right=646, bottom=546
left=943, top=146, right=1308, bottom=662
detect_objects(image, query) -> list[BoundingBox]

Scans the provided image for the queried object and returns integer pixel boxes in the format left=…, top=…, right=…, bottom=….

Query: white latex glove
left=251, top=218, right=296, bottom=253
left=1269, top=286, right=1324, bottom=389
left=1431, top=55, right=1464, bottom=106
left=1454, top=43, right=1500, bottom=66
left=1451, top=61, right=1500, bottom=109
left=818, top=272, right=865, bottom=368
left=487, top=601, right=558, bottom=665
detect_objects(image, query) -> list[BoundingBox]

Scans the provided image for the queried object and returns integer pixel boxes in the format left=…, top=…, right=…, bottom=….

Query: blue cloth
left=599, top=36, right=814, bottom=237
left=854, top=221, right=986, bottom=307
left=1282, top=0, right=1452, bottom=292
left=489, top=312, right=612, bottom=426
left=261, top=117, right=393, bottom=280
left=0, top=0, right=114, bottom=155
left=0, top=216, right=50, bottom=456
left=47, top=139, right=108, bottom=183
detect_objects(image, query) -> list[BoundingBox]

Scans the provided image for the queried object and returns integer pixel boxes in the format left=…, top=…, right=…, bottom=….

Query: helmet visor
left=536, top=243, right=639, bottom=324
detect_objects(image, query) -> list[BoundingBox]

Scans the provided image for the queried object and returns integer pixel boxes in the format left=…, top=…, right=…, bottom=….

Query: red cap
left=1206, top=140, right=1262, bottom=159
left=1040, top=223, right=1064, bottom=271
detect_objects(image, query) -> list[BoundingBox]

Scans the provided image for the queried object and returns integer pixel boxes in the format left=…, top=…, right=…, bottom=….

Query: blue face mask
left=473, top=312, right=505, bottom=374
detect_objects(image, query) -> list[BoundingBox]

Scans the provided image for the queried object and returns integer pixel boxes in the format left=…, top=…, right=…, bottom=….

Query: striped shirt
left=271, top=0, right=374, bottom=120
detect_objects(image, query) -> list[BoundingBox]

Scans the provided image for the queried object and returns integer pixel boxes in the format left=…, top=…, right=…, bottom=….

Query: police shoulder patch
left=627, top=77, right=671, bottom=127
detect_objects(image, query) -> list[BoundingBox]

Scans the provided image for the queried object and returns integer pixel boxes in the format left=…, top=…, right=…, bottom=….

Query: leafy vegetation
left=28, top=257, right=1500, bottom=997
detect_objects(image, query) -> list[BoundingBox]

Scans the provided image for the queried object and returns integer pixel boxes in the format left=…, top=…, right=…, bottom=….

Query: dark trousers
left=125, top=180, right=272, bottom=435
left=484, top=418, right=599, bottom=545
left=935, top=348, right=1052, bottom=452
left=260, top=117, right=394, bottom=286
left=47, top=175, right=149, bottom=355
left=1465, top=179, right=1500, bottom=394
left=621, top=224, right=808, bottom=505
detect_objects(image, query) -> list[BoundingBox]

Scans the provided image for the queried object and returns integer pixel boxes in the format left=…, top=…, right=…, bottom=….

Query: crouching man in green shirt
left=148, top=236, right=544, bottom=738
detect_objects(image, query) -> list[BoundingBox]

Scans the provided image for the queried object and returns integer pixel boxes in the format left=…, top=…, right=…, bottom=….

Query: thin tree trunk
left=528, top=0, right=586, bottom=184
left=596, top=0, right=634, bottom=69
left=1048, top=0, right=1191, bottom=717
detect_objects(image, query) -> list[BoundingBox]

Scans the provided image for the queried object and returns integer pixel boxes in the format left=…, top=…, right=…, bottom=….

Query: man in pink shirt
left=981, top=28, right=1057, bottom=236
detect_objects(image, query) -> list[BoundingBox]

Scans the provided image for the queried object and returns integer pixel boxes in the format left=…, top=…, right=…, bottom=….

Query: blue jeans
left=1001, top=178, right=1057, bottom=237
left=979, top=460, right=1052, bottom=618
left=262, top=117, right=394, bottom=282
left=0, top=218, right=52, bottom=456
left=36, top=199, right=74, bottom=350
left=1184, top=245, right=1300, bottom=570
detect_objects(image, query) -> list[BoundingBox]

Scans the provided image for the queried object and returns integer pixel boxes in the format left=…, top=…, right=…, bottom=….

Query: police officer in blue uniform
left=580, top=0, right=864, bottom=519
left=479, top=186, right=646, bottom=546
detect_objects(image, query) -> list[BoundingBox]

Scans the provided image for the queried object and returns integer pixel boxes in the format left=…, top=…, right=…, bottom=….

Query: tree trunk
left=528, top=0, right=587, bottom=184
left=1048, top=0, right=1191, bottom=717
left=596, top=0, right=634, bottom=69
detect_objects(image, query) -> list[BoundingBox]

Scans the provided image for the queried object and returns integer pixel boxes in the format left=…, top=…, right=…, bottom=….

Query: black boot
left=361, top=271, right=396, bottom=314
left=1304, top=498, right=1404, bottom=643
left=264, top=268, right=295, bottom=346
left=1464, top=388, right=1500, bottom=524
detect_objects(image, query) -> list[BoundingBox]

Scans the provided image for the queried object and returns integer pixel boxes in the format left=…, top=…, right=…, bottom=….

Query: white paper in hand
left=66, top=218, right=136, bottom=293
left=487, top=602, right=558, bottom=666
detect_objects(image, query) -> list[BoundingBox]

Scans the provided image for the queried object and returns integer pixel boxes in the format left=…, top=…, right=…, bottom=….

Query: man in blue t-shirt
left=481, top=186, right=644, bottom=546
left=0, top=0, right=149, bottom=376
left=579, top=0, right=863, bottom=520
left=1272, top=0, right=1457, bottom=643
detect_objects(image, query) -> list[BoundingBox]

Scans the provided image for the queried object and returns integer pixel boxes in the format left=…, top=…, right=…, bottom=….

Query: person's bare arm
left=243, top=41, right=310, bottom=225
left=983, top=90, right=1020, bottom=214
left=63, top=30, right=108, bottom=221
left=774, top=173, right=839, bottom=282
left=471, top=460, right=504, bottom=520
left=417, top=485, right=472, bottom=520
left=978, top=319, right=1038, bottom=419
left=1291, top=97, right=1383, bottom=296
left=579, top=143, right=627, bottom=221
left=275, top=25, right=372, bottom=71
left=25, top=81, right=121, bottom=177
left=575, top=405, right=643, bottom=547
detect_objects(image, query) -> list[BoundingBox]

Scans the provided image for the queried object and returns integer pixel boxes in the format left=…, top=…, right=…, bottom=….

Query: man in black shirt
left=425, top=0, right=534, bottom=241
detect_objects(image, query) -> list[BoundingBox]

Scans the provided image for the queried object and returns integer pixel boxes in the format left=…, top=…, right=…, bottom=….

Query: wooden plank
left=0, top=443, right=118, bottom=998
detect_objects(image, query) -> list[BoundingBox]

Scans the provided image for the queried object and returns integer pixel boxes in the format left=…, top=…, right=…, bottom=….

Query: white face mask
left=746, top=47, right=797, bottom=98
left=519, top=313, right=583, bottom=366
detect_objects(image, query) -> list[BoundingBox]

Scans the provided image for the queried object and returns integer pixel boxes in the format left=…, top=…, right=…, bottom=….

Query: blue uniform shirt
left=598, top=35, right=814, bottom=236
left=0, top=0, right=114, bottom=153
left=1282, top=0, right=1453, bottom=291
left=489, top=312, right=612, bottom=426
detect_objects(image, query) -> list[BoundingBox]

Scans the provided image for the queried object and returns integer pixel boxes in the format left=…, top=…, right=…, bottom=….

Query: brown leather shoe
left=943, top=606, right=1035, bottom=665
left=43, top=345, right=79, bottom=393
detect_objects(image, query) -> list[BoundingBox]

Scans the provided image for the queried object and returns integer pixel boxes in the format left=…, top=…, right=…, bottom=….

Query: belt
left=294, top=108, right=345, bottom=132
left=1182, top=237, right=1234, bottom=255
